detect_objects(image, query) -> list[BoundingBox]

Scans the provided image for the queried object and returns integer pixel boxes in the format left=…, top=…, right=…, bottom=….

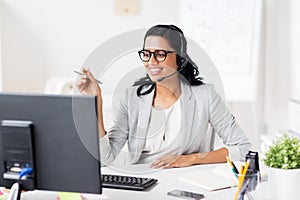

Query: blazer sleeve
left=99, top=89, right=130, bottom=166
left=207, top=84, right=251, bottom=161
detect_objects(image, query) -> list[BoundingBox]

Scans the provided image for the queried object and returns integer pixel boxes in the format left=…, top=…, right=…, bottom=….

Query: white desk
left=102, top=163, right=271, bottom=200
left=2, top=164, right=271, bottom=200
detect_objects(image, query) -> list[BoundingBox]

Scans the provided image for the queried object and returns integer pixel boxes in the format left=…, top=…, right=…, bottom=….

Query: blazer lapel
left=130, top=89, right=154, bottom=163
left=179, top=81, right=197, bottom=154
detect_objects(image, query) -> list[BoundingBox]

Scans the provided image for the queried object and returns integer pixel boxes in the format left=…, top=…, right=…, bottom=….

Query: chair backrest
left=44, top=77, right=74, bottom=95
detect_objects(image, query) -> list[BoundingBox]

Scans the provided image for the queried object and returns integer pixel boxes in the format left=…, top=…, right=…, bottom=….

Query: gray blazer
left=100, top=80, right=251, bottom=165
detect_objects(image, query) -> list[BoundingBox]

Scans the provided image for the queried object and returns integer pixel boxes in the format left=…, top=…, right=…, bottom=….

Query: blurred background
left=0, top=0, right=299, bottom=151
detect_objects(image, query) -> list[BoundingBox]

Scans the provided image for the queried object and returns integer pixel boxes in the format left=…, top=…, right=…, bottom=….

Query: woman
left=77, top=24, right=251, bottom=168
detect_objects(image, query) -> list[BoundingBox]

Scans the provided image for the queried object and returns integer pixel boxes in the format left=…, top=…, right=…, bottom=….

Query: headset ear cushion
left=176, top=55, right=182, bottom=66
left=176, top=55, right=187, bottom=68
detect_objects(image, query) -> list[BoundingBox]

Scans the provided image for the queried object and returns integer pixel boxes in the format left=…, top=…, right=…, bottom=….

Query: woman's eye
left=143, top=53, right=150, bottom=57
left=157, top=53, right=166, bottom=57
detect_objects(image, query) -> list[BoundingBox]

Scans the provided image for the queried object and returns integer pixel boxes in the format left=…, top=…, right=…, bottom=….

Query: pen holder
left=234, top=172, right=260, bottom=200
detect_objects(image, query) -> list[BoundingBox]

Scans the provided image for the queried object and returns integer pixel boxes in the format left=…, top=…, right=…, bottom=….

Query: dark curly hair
left=133, top=24, right=204, bottom=96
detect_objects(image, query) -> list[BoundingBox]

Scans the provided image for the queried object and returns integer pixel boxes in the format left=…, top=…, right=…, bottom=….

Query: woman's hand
left=150, top=148, right=229, bottom=169
left=151, top=154, right=196, bottom=169
left=76, top=68, right=101, bottom=97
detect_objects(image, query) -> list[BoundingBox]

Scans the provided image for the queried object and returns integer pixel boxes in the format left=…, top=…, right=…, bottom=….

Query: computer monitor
left=0, top=93, right=101, bottom=194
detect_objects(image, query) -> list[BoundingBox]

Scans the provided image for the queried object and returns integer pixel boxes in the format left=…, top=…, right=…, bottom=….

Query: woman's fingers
left=151, top=155, right=180, bottom=169
left=76, top=68, right=101, bottom=96
left=77, top=76, right=89, bottom=89
left=161, top=158, right=180, bottom=169
left=150, top=159, right=164, bottom=168
left=151, top=158, right=170, bottom=169
left=161, top=163, right=174, bottom=169
left=151, top=155, right=193, bottom=169
left=84, top=68, right=97, bottom=84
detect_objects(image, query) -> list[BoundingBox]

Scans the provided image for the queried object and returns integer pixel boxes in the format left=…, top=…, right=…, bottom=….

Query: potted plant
left=264, top=134, right=300, bottom=200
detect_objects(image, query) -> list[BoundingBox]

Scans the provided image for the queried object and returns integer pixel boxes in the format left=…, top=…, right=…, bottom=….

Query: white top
left=138, top=99, right=182, bottom=164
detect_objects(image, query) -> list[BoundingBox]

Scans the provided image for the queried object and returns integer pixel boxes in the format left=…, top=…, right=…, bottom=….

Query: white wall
left=232, top=0, right=292, bottom=141
left=0, top=0, right=179, bottom=93
left=228, top=0, right=295, bottom=147
left=288, top=0, right=300, bottom=133
left=263, top=0, right=290, bottom=135
left=290, top=0, right=300, bottom=101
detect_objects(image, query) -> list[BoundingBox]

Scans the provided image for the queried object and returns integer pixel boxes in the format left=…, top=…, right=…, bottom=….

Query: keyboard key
left=101, top=174, right=158, bottom=191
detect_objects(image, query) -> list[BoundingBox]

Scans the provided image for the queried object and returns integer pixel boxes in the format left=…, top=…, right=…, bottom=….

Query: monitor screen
left=0, top=93, right=101, bottom=194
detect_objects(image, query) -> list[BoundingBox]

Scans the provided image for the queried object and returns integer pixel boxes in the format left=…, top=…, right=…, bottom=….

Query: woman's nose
left=148, top=54, right=158, bottom=65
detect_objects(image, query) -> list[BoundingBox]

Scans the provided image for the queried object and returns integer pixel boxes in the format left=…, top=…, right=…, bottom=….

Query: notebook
left=179, top=165, right=236, bottom=191
left=180, top=163, right=267, bottom=191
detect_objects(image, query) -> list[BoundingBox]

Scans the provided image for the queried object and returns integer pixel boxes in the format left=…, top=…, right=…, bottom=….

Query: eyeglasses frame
left=138, top=49, right=176, bottom=62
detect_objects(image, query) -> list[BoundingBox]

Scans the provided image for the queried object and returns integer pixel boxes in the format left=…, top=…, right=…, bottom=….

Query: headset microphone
left=157, top=72, right=175, bottom=82
left=157, top=66, right=184, bottom=82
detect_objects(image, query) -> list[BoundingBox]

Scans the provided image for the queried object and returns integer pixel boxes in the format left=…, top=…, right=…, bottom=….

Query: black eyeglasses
left=138, top=49, right=176, bottom=62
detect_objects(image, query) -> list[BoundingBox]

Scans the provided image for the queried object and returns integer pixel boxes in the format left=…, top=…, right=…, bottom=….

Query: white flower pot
left=269, top=167, right=300, bottom=200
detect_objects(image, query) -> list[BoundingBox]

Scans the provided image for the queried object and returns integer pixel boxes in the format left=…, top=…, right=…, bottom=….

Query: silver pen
left=73, top=70, right=103, bottom=84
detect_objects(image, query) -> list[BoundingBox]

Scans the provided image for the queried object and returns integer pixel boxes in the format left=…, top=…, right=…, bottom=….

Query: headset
left=157, top=28, right=187, bottom=82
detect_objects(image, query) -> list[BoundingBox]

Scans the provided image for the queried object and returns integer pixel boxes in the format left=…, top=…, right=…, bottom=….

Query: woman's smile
left=148, top=66, right=163, bottom=76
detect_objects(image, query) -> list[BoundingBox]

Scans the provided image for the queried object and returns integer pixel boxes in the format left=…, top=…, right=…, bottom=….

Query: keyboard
left=101, top=174, right=158, bottom=191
